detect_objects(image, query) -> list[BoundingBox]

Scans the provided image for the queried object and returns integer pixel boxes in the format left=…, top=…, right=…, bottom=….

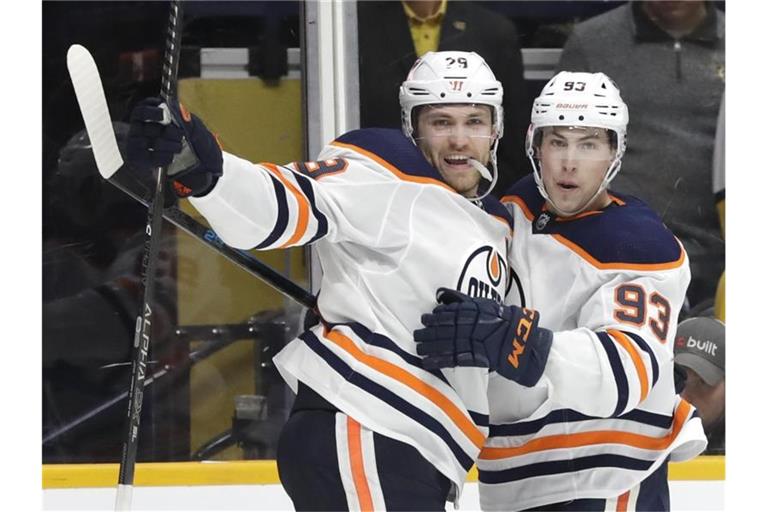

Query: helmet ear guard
left=526, top=71, right=629, bottom=214
left=399, top=51, right=504, bottom=200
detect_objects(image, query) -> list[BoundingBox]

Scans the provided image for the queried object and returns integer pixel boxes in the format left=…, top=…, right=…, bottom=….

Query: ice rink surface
left=44, top=480, right=724, bottom=511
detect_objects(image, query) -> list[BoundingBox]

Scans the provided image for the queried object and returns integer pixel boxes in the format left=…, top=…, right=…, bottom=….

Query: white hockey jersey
left=189, top=128, right=513, bottom=488
left=477, top=176, right=707, bottom=511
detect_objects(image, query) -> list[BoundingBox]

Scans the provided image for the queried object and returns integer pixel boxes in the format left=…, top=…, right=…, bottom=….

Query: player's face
left=537, top=126, right=615, bottom=216
left=681, top=368, right=725, bottom=430
left=415, top=104, right=494, bottom=197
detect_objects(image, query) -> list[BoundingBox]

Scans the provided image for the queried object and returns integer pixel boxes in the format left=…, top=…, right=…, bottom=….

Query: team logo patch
left=535, top=212, right=551, bottom=232
left=456, top=246, right=508, bottom=303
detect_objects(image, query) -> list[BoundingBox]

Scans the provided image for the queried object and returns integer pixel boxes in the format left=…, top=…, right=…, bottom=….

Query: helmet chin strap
left=468, top=157, right=493, bottom=182
left=466, top=156, right=496, bottom=202
left=464, top=136, right=500, bottom=202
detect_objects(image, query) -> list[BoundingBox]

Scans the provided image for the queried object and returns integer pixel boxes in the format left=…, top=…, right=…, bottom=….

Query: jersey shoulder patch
left=500, top=176, right=683, bottom=268
left=332, top=128, right=444, bottom=182
left=553, top=195, right=683, bottom=267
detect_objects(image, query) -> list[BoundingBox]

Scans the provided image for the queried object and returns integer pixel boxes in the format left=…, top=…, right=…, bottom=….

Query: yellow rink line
left=43, top=456, right=724, bottom=489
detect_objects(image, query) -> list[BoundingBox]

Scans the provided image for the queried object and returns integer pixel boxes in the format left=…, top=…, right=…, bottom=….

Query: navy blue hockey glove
left=414, top=288, right=553, bottom=387
left=126, top=97, right=223, bottom=197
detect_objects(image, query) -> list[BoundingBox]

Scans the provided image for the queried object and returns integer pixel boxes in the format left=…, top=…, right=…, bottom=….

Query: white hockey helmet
left=399, top=51, right=504, bottom=198
left=527, top=71, right=629, bottom=210
left=399, top=51, right=504, bottom=140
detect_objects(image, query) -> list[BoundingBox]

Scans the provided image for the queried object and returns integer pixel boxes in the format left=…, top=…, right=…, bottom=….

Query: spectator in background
left=357, top=0, right=530, bottom=194
left=557, top=0, right=725, bottom=310
left=674, top=317, right=725, bottom=454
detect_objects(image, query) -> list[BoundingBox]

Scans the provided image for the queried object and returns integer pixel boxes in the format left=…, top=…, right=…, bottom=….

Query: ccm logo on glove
left=509, top=308, right=536, bottom=368
left=414, top=288, right=553, bottom=387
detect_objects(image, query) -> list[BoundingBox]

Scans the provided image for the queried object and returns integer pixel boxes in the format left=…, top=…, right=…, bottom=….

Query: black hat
left=673, top=317, right=725, bottom=386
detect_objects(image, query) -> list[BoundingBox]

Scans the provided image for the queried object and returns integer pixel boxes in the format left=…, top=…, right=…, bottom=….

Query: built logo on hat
left=673, top=317, right=725, bottom=386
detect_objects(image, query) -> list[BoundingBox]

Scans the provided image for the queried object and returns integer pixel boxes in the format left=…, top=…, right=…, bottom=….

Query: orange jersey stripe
left=609, top=194, right=626, bottom=206
left=616, top=490, right=630, bottom=511
left=480, top=400, right=692, bottom=460
left=607, top=329, right=649, bottom=402
left=555, top=210, right=602, bottom=221
left=551, top=234, right=686, bottom=271
left=502, top=195, right=624, bottom=223
left=261, top=163, right=310, bottom=248
left=324, top=328, right=485, bottom=449
left=347, top=418, right=374, bottom=512
left=502, top=195, right=534, bottom=221
left=504, top=195, right=684, bottom=270
left=550, top=195, right=626, bottom=221
left=330, top=140, right=455, bottom=193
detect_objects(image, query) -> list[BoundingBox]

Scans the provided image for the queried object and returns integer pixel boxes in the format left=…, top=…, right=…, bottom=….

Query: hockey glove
left=414, top=288, right=553, bottom=387
left=126, top=97, right=223, bottom=197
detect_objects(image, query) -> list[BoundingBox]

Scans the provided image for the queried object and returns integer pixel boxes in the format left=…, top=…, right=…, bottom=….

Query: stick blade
left=115, top=483, right=133, bottom=511
left=67, top=44, right=124, bottom=179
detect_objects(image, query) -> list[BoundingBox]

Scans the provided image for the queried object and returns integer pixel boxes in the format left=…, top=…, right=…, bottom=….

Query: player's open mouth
left=444, top=154, right=471, bottom=167
left=557, top=182, right=578, bottom=190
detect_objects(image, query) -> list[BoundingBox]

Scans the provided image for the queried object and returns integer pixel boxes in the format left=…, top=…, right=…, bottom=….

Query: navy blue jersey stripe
left=291, top=169, right=329, bottom=244
left=506, top=175, right=682, bottom=266
left=254, top=174, right=290, bottom=249
left=619, top=409, right=674, bottom=429
left=299, top=330, right=475, bottom=471
left=622, top=331, right=660, bottom=387
left=349, top=320, right=487, bottom=427
left=346, top=323, right=450, bottom=386
left=478, top=454, right=655, bottom=484
left=468, top=410, right=490, bottom=429
left=334, top=128, right=443, bottom=182
left=489, top=409, right=576, bottom=437
left=597, top=331, right=630, bottom=417
left=489, top=408, right=673, bottom=437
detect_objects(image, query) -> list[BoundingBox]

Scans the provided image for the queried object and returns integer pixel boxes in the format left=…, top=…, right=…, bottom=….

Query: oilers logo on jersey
left=456, top=246, right=507, bottom=303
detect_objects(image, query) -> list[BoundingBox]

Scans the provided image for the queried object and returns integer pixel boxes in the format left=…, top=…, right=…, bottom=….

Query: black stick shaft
left=108, top=173, right=316, bottom=309
left=116, top=1, right=184, bottom=506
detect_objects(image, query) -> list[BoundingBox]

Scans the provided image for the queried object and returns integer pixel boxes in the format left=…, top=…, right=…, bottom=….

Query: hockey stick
left=69, top=2, right=185, bottom=508
left=114, top=2, right=184, bottom=507
left=66, top=46, right=316, bottom=311
left=110, top=171, right=316, bottom=309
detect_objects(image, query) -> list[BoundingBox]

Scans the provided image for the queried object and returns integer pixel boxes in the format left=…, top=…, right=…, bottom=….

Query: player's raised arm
left=126, top=97, right=398, bottom=252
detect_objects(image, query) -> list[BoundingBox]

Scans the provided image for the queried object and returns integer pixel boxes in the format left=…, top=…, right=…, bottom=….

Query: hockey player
left=125, top=51, right=513, bottom=510
left=415, top=72, right=707, bottom=511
